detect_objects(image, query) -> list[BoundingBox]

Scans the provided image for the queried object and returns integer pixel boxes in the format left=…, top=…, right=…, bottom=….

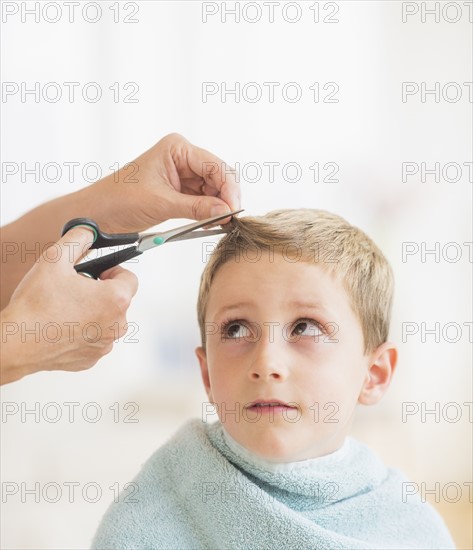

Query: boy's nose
left=247, top=332, right=289, bottom=381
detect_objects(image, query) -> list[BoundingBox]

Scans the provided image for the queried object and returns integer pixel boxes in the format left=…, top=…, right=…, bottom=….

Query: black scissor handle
left=61, top=217, right=142, bottom=279
left=61, top=218, right=139, bottom=249
left=73, top=248, right=143, bottom=280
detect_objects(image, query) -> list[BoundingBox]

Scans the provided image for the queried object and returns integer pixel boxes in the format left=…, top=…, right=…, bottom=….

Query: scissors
left=61, top=209, right=243, bottom=279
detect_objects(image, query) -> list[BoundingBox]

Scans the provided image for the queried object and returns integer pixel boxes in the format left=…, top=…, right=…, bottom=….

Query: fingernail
left=210, top=205, right=230, bottom=218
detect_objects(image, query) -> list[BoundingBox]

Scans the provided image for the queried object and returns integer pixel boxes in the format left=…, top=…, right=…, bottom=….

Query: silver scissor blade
left=165, top=228, right=229, bottom=242
left=137, top=209, right=243, bottom=252
left=162, top=208, right=243, bottom=241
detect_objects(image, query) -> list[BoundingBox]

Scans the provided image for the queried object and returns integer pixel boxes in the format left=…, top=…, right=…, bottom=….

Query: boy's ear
left=195, top=346, right=213, bottom=403
left=358, top=342, right=398, bottom=406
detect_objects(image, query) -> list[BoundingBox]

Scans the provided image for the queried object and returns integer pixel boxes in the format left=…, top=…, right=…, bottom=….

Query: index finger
left=186, top=144, right=241, bottom=212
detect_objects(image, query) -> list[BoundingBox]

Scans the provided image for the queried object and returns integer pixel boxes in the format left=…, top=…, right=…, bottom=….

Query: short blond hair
left=197, top=209, right=394, bottom=353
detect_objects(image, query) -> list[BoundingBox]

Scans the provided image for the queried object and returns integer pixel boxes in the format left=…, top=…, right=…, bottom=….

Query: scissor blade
left=137, top=209, right=243, bottom=252
left=165, top=228, right=229, bottom=242
left=163, top=209, right=243, bottom=239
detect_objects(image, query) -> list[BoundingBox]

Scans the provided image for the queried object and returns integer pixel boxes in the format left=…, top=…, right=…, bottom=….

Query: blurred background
left=1, top=1, right=471, bottom=548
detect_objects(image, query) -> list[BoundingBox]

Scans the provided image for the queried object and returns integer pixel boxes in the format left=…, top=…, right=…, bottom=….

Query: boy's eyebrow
left=213, top=302, right=254, bottom=318
left=291, top=300, right=328, bottom=310
left=291, top=301, right=334, bottom=317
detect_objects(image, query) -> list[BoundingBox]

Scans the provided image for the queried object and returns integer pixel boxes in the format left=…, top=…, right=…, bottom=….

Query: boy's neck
left=220, top=424, right=351, bottom=473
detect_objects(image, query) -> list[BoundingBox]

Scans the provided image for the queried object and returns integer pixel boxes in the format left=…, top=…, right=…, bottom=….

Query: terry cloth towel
left=92, top=418, right=456, bottom=550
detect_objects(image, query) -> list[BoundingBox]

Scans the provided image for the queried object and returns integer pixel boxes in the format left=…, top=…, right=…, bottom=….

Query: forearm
left=0, top=177, right=117, bottom=309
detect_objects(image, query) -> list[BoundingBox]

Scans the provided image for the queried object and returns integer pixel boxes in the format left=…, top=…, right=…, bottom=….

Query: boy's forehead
left=211, top=251, right=338, bottom=287
left=206, top=253, right=348, bottom=317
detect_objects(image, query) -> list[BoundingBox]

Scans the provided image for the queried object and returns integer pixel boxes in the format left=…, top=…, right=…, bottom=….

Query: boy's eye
left=222, top=322, right=251, bottom=340
left=291, top=320, right=322, bottom=338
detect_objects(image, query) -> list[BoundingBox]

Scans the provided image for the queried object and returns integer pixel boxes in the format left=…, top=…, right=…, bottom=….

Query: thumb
left=43, top=226, right=95, bottom=268
left=170, top=194, right=231, bottom=222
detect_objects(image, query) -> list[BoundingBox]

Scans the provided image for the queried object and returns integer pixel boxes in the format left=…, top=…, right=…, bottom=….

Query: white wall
left=1, top=1, right=471, bottom=548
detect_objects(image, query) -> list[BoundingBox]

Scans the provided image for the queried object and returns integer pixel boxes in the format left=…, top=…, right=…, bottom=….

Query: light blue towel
left=92, top=418, right=456, bottom=549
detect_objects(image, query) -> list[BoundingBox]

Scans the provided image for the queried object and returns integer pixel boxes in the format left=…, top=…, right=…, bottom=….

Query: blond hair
left=197, top=209, right=394, bottom=353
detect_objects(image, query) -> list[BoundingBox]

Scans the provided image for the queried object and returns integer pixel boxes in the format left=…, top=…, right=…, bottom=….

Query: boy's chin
left=237, top=431, right=307, bottom=463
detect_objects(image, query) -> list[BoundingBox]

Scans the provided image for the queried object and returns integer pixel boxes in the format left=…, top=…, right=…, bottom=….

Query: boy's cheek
left=210, top=341, right=251, bottom=363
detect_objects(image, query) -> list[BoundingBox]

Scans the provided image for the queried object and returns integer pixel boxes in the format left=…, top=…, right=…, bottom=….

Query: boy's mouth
left=246, top=399, right=297, bottom=411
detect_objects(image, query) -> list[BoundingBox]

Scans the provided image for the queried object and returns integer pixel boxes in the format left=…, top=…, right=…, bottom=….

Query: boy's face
left=196, top=251, right=395, bottom=462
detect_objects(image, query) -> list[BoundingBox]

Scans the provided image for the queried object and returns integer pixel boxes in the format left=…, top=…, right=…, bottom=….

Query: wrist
left=74, top=176, right=122, bottom=233
left=81, top=167, right=168, bottom=234
left=78, top=171, right=148, bottom=233
left=0, top=306, right=33, bottom=385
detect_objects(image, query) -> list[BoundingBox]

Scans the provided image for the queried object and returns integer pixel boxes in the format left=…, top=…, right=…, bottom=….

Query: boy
left=92, top=209, right=456, bottom=549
